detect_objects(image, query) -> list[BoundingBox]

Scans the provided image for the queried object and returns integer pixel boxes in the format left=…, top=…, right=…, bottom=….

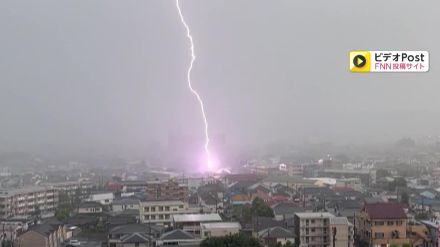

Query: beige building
left=329, top=217, right=354, bottom=247
left=294, top=212, right=334, bottom=247
left=0, top=187, right=58, bottom=219
left=139, top=200, right=198, bottom=227
left=357, top=202, right=410, bottom=247
left=201, top=222, right=241, bottom=238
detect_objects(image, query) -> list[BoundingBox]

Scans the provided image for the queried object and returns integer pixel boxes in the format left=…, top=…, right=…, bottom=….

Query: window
left=396, top=220, right=403, bottom=226
left=374, top=232, right=384, bottom=239
left=144, top=207, right=149, bottom=212
left=311, top=220, right=315, bottom=224
left=179, top=205, right=183, bottom=209
left=311, top=228, right=315, bottom=232
left=375, top=221, right=384, bottom=226
left=159, top=206, right=163, bottom=211
left=387, top=221, right=394, bottom=225
left=165, top=206, right=170, bottom=211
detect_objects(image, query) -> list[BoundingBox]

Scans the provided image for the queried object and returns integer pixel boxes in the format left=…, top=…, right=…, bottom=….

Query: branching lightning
left=176, top=0, right=213, bottom=169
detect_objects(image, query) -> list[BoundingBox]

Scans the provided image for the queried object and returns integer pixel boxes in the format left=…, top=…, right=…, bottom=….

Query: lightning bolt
left=176, top=0, right=213, bottom=169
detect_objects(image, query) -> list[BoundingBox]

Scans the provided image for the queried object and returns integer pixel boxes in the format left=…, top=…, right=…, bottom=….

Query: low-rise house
left=200, top=222, right=241, bottom=238
left=88, top=191, right=114, bottom=205
left=156, top=229, right=201, bottom=246
left=172, top=213, right=222, bottom=237
left=199, top=192, right=224, bottom=214
left=78, top=201, right=103, bottom=214
left=16, top=223, right=64, bottom=247
left=272, top=202, right=305, bottom=221
left=230, top=194, right=252, bottom=206
left=407, top=223, right=430, bottom=247
left=258, top=226, right=295, bottom=246
left=108, top=224, right=163, bottom=247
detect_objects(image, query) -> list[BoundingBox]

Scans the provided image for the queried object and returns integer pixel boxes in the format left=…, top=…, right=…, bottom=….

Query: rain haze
left=0, top=0, right=439, bottom=158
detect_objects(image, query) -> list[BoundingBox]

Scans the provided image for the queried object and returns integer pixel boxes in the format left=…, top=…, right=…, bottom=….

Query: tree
left=400, top=191, right=409, bottom=204
left=252, top=197, right=274, bottom=218
left=269, top=240, right=295, bottom=247
left=55, top=207, right=71, bottom=221
left=200, top=233, right=263, bottom=247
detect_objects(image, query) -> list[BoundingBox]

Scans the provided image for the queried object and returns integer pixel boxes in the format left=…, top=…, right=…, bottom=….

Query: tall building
left=0, top=186, right=58, bottom=219
left=357, top=202, right=410, bottom=247
left=294, top=212, right=334, bottom=247
left=329, top=217, right=354, bottom=247
left=294, top=212, right=353, bottom=247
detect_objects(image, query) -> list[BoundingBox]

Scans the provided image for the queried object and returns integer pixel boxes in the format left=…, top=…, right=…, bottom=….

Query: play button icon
left=353, top=55, right=366, bottom=68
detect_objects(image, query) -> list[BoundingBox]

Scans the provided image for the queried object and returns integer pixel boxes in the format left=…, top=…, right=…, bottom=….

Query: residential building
left=156, top=229, right=201, bottom=246
left=113, top=198, right=140, bottom=212
left=123, top=180, right=189, bottom=202
left=272, top=202, right=305, bottom=221
left=294, top=212, right=334, bottom=247
left=139, top=200, right=198, bottom=227
left=357, top=202, right=410, bottom=247
left=200, top=222, right=241, bottom=238
left=88, top=191, right=114, bottom=205
left=108, top=224, right=163, bottom=247
left=43, top=181, right=93, bottom=199
left=0, top=187, right=58, bottom=219
left=78, top=201, right=103, bottom=214
left=15, top=223, right=64, bottom=247
left=172, top=213, right=222, bottom=237
left=329, top=217, right=354, bottom=247
left=258, top=226, right=295, bottom=246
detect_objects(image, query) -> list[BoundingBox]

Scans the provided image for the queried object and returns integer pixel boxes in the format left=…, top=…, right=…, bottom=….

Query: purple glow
left=176, top=0, right=213, bottom=171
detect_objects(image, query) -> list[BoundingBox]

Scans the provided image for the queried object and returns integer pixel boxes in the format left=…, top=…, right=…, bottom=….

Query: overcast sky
left=0, top=0, right=438, bottom=156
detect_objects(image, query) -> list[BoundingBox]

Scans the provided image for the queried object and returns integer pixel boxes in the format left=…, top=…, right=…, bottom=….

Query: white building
left=88, top=192, right=114, bottom=205
left=294, top=212, right=335, bottom=247
left=172, top=213, right=222, bottom=237
left=139, top=200, right=199, bottom=227
left=201, top=222, right=241, bottom=238
left=0, top=186, right=58, bottom=219
left=113, top=199, right=140, bottom=212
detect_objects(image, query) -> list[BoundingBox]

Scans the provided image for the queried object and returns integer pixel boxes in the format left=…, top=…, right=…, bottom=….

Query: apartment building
left=0, top=187, right=58, bottom=219
left=357, top=202, right=410, bottom=247
left=294, top=212, right=335, bottom=247
left=123, top=180, right=189, bottom=202
left=139, top=200, right=198, bottom=227
left=43, top=181, right=93, bottom=199
left=329, top=217, right=354, bottom=247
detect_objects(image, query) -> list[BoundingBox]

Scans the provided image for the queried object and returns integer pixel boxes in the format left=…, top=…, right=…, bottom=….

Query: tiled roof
left=258, top=226, right=294, bottom=239
left=364, top=202, right=406, bottom=219
left=160, top=229, right=195, bottom=240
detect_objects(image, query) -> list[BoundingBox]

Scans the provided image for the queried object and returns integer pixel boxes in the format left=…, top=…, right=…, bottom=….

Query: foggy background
left=0, top=0, right=438, bottom=157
